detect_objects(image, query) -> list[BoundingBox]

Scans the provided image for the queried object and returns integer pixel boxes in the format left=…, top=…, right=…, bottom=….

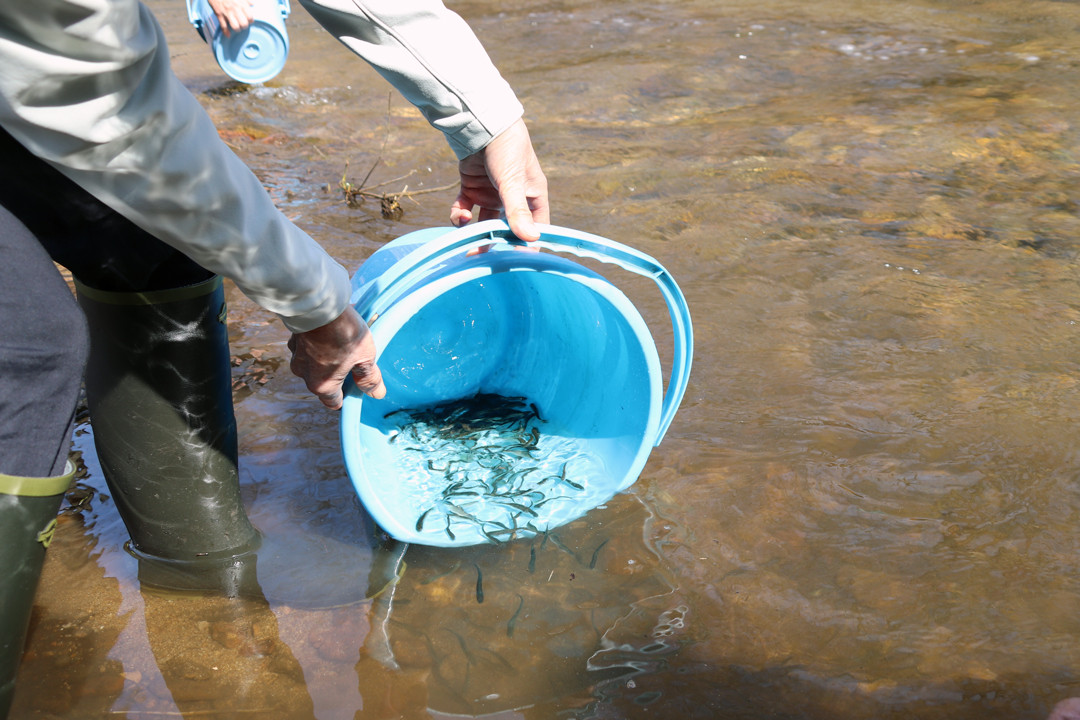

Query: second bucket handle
left=354, top=220, right=693, bottom=446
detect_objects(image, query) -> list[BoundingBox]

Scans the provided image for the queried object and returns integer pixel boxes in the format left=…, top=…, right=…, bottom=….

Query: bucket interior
left=342, top=252, right=662, bottom=546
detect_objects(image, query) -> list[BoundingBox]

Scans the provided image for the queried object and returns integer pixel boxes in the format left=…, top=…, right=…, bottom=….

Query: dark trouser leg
left=0, top=206, right=87, bottom=719
left=0, top=205, right=89, bottom=479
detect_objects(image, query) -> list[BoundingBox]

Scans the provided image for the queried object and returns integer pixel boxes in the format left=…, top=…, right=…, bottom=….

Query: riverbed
left=12, top=0, right=1080, bottom=718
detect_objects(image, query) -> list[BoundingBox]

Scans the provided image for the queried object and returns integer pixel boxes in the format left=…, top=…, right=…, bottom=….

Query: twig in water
left=363, top=169, right=416, bottom=191
left=336, top=92, right=460, bottom=218
left=358, top=92, right=395, bottom=190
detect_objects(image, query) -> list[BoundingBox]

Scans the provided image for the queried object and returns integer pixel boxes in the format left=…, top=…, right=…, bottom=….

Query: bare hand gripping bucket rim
left=340, top=220, right=693, bottom=547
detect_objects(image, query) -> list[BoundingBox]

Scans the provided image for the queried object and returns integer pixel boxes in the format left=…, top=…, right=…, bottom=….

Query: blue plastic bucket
left=340, top=220, right=693, bottom=547
left=186, top=0, right=290, bottom=84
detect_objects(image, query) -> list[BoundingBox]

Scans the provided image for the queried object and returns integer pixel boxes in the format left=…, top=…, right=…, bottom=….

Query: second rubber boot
left=0, top=461, right=75, bottom=720
left=75, top=276, right=262, bottom=596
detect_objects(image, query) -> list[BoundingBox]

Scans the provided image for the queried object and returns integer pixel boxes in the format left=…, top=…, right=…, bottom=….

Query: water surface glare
left=12, top=0, right=1080, bottom=718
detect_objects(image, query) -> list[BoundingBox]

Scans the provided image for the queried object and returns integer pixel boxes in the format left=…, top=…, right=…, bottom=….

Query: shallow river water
left=13, top=0, right=1080, bottom=718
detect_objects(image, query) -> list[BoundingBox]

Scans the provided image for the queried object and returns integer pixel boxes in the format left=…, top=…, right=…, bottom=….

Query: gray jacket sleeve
left=0, top=0, right=522, bottom=332
left=299, top=0, right=524, bottom=160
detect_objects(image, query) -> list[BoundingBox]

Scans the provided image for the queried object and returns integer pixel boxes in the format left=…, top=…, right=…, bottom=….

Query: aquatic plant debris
left=385, top=392, right=592, bottom=543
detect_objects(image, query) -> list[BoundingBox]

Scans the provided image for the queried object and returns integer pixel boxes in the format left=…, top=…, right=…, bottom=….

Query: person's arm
left=0, top=0, right=350, bottom=335
left=0, top=0, right=546, bottom=404
left=299, top=0, right=549, bottom=239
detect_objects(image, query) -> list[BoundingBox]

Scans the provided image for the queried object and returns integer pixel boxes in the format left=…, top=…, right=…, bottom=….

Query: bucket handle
left=355, top=219, right=693, bottom=446
left=185, top=0, right=202, bottom=29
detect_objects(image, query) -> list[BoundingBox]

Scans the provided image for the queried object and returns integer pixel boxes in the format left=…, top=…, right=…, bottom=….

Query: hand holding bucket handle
left=354, top=219, right=694, bottom=445
left=206, top=0, right=254, bottom=38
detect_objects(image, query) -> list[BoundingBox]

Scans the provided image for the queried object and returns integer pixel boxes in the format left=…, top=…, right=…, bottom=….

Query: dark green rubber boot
left=75, top=276, right=261, bottom=596
left=0, top=461, right=75, bottom=720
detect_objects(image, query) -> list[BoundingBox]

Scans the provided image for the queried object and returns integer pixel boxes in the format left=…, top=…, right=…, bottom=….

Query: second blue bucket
left=340, top=220, right=693, bottom=547
left=186, top=0, right=291, bottom=84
